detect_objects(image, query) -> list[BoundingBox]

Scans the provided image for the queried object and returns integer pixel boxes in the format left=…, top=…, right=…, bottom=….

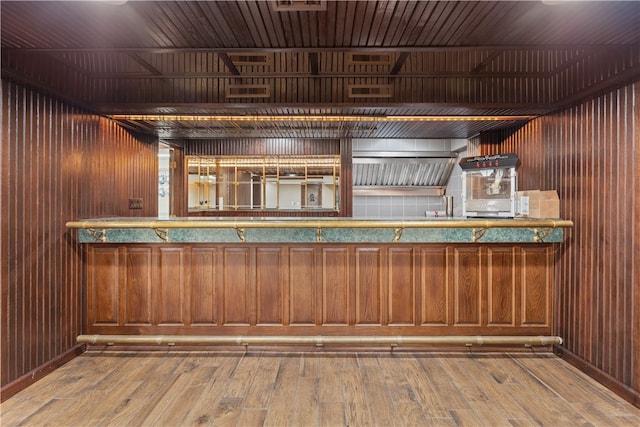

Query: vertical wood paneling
left=88, top=247, right=120, bottom=326
left=157, top=248, right=186, bottom=325
left=354, top=248, right=383, bottom=326
left=255, top=247, right=285, bottom=325
left=222, top=248, right=252, bottom=325
left=172, top=148, right=187, bottom=217
left=190, top=248, right=218, bottom=325
left=1, top=79, right=158, bottom=397
left=387, top=247, right=415, bottom=325
left=520, top=247, right=551, bottom=327
left=340, top=138, right=353, bottom=217
left=321, top=248, right=349, bottom=325
left=123, top=248, right=153, bottom=325
left=288, top=247, right=315, bottom=325
left=453, top=248, right=481, bottom=326
left=480, top=82, right=639, bottom=398
left=486, top=247, right=516, bottom=327
left=634, top=83, right=640, bottom=396
left=419, top=247, right=449, bottom=326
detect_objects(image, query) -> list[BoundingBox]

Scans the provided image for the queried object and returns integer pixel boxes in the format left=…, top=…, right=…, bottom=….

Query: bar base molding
left=554, top=346, right=640, bottom=408
left=0, top=344, right=85, bottom=402
left=78, top=334, right=562, bottom=347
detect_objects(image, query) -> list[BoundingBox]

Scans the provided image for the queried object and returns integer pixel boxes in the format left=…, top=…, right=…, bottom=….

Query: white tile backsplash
left=353, top=194, right=452, bottom=218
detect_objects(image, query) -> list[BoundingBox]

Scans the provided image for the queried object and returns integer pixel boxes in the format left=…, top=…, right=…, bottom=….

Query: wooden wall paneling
left=353, top=247, right=383, bottom=326
left=190, top=247, right=219, bottom=326
left=171, top=147, right=187, bottom=217
left=419, top=246, right=449, bottom=326
left=288, top=247, right=316, bottom=325
left=122, top=247, right=153, bottom=326
left=479, top=82, right=639, bottom=402
left=340, top=138, right=352, bottom=217
left=486, top=246, right=517, bottom=327
left=87, top=247, right=120, bottom=327
left=255, top=247, right=286, bottom=326
left=320, top=247, right=350, bottom=326
left=1, top=80, right=159, bottom=399
left=387, top=247, right=416, bottom=326
left=453, top=247, right=482, bottom=326
left=634, top=82, right=640, bottom=395
left=221, top=247, right=252, bottom=326
left=157, top=247, right=187, bottom=326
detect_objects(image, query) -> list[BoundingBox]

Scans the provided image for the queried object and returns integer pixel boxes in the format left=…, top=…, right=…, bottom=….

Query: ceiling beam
left=309, top=52, right=319, bottom=76
left=390, top=52, right=409, bottom=76
left=471, top=50, right=503, bottom=74
left=217, top=52, right=241, bottom=76
left=126, top=53, right=163, bottom=76
left=5, top=45, right=632, bottom=54
left=87, top=72, right=551, bottom=79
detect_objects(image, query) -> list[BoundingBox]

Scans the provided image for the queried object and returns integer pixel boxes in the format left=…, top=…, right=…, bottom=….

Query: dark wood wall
left=1, top=80, right=158, bottom=398
left=478, top=82, right=639, bottom=404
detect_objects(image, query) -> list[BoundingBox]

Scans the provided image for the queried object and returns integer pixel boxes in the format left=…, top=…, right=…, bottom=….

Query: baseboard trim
left=1, top=344, right=85, bottom=402
left=554, top=345, right=639, bottom=409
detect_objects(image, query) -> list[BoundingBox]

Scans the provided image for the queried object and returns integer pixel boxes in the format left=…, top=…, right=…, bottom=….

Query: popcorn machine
left=460, top=153, right=519, bottom=218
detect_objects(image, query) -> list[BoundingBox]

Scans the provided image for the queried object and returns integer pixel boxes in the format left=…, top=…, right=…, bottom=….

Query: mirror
left=187, top=155, right=340, bottom=212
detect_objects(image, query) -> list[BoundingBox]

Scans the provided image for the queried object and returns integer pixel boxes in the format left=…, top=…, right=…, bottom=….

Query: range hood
left=352, top=151, right=458, bottom=196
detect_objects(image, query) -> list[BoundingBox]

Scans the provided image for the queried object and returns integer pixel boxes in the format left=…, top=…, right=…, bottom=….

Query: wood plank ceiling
left=2, top=0, right=639, bottom=140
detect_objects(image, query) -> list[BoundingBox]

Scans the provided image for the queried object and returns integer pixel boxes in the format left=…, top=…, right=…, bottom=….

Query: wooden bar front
left=86, top=242, right=554, bottom=338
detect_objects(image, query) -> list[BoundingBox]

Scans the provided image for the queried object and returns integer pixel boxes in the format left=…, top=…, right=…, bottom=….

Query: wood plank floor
left=2, top=350, right=639, bottom=426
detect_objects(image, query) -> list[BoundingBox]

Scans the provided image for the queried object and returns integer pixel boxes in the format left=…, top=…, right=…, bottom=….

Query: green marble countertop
left=67, top=217, right=572, bottom=244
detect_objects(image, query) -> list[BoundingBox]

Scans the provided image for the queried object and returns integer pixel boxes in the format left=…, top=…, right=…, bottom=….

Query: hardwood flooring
left=1, top=350, right=639, bottom=426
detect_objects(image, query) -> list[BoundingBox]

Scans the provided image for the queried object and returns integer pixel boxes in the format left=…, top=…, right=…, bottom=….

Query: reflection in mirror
left=187, top=155, right=340, bottom=212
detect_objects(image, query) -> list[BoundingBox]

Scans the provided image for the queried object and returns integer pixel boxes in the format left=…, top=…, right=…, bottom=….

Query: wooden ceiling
left=2, top=0, right=639, bottom=140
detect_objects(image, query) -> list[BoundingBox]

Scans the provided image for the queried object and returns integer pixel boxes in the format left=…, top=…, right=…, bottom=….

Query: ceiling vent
left=272, top=1, right=326, bottom=12
left=226, top=84, right=270, bottom=98
left=228, top=53, right=271, bottom=66
left=347, top=53, right=392, bottom=65
left=348, top=84, right=393, bottom=98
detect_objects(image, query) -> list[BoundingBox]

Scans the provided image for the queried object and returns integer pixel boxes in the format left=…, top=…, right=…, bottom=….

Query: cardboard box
left=517, top=190, right=560, bottom=218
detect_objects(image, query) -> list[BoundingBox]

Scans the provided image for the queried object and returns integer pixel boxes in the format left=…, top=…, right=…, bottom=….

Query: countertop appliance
left=460, top=153, right=519, bottom=218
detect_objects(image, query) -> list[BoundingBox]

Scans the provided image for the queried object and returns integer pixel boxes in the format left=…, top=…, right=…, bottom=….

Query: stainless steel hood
left=352, top=151, right=458, bottom=196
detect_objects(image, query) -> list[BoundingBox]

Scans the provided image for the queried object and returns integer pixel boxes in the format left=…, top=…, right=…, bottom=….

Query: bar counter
left=67, top=217, right=573, bottom=348
left=67, top=217, right=572, bottom=244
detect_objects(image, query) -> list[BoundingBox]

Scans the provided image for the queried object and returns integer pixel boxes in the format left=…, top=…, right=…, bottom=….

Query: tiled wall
left=445, top=149, right=466, bottom=217
left=352, top=138, right=467, bottom=219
